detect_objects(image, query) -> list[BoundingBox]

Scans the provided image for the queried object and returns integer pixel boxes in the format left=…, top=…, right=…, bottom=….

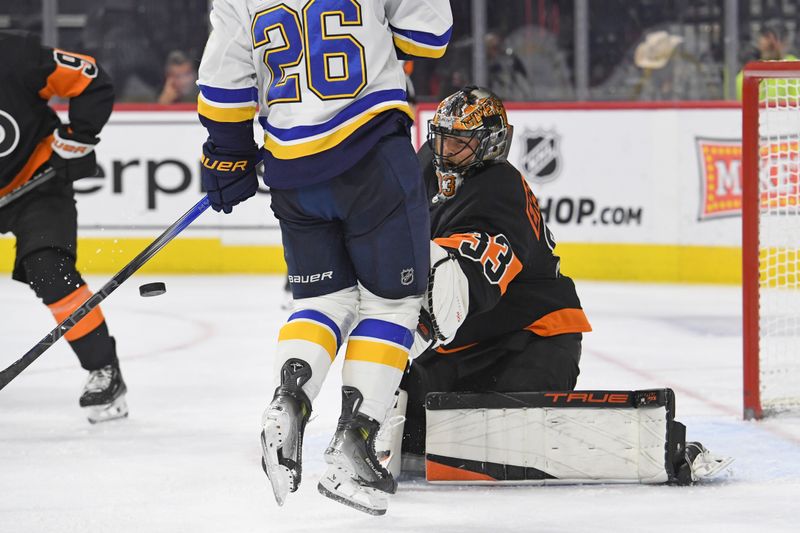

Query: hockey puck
left=139, top=282, right=167, bottom=297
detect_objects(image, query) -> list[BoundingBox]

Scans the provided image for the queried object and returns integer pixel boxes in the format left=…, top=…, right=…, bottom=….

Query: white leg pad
left=423, top=389, right=709, bottom=485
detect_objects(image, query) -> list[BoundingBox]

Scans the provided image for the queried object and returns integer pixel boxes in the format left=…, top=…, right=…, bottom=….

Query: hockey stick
left=0, top=195, right=211, bottom=391
left=0, top=167, right=57, bottom=209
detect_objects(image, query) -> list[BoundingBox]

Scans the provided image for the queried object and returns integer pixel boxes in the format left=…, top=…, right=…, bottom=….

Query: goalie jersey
left=0, top=31, right=113, bottom=196
left=198, top=0, right=452, bottom=189
left=420, top=147, right=592, bottom=352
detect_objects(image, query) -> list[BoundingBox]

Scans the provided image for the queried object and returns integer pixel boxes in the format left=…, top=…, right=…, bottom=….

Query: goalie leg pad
left=424, top=389, right=699, bottom=485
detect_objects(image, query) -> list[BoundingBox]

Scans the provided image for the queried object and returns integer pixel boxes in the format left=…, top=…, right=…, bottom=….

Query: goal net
left=742, top=61, right=800, bottom=419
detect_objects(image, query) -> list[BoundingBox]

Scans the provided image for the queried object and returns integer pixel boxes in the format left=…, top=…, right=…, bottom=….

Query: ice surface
left=2, top=276, right=799, bottom=532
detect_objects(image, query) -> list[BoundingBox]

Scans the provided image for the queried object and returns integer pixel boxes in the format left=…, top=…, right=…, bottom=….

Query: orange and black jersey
left=419, top=146, right=591, bottom=352
left=0, top=31, right=113, bottom=196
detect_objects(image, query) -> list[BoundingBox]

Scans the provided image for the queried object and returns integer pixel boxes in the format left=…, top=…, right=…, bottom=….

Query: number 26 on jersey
left=251, top=0, right=366, bottom=105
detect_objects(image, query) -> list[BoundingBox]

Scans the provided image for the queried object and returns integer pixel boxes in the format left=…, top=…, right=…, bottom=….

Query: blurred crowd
left=2, top=0, right=798, bottom=104
left=0, top=0, right=204, bottom=104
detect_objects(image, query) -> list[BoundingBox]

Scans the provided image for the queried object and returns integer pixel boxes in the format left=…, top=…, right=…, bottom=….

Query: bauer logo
left=696, top=138, right=742, bottom=220
left=519, top=128, right=561, bottom=184
left=288, top=271, right=333, bottom=284
left=696, top=137, right=800, bottom=220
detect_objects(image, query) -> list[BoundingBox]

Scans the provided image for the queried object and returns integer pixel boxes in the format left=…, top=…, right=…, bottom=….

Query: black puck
left=139, top=282, right=167, bottom=297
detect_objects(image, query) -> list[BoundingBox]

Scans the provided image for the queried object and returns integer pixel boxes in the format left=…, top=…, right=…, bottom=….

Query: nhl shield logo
left=519, top=128, right=562, bottom=184
left=400, top=268, right=414, bottom=286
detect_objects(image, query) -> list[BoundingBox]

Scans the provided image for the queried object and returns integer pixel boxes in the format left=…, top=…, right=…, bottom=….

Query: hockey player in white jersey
left=197, top=0, right=452, bottom=515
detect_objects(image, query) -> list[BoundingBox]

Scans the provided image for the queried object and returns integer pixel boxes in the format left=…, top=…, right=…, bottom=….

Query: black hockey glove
left=416, top=307, right=438, bottom=345
left=48, top=126, right=100, bottom=181
left=200, top=141, right=260, bottom=214
left=408, top=308, right=438, bottom=359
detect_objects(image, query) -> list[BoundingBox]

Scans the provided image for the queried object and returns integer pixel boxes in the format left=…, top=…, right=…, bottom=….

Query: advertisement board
left=1, top=103, right=745, bottom=282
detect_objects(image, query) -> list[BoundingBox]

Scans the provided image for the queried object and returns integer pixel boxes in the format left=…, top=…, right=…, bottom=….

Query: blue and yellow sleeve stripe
left=197, top=84, right=259, bottom=123
left=344, top=319, right=413, bottom=371
left=390, top=25, right=452, bottom=59
left=260, top=88, right=413, bottom=159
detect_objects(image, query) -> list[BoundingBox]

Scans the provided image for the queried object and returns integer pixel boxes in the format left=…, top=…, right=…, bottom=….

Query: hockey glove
left=200, top=141, right=260, bottom=214
left=409, top=308, right=437, bottom=359
left=422, top=242, right=470, bottom=345
left=49, top=126, right=99, bottom=181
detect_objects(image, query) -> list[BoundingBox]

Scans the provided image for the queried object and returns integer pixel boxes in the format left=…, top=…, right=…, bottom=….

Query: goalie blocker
left=385, top=388, right=732, bottom=485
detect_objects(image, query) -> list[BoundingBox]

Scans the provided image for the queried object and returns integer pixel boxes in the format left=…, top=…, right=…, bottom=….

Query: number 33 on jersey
left=197, top=0, right=452, bottom=188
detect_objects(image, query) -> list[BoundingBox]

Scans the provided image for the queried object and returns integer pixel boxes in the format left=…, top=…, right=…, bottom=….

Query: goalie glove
left=49, top=126, right=99, bottom=181
left=421, top=241, right=470, bottom=347
left=409, top=310, right=436, bottom=359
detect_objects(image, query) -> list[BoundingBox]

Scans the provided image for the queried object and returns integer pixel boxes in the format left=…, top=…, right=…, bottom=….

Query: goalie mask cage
left=742, top=61, right=800, bottom=420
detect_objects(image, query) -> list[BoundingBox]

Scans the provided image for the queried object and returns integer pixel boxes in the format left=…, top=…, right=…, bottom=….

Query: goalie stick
left=0, top=166, right=57, bottom=209
left=0, top=195, right=211, bottom=391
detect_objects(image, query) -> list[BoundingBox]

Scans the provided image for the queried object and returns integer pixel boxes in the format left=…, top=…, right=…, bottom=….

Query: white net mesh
left=758, top=76, right=800, bottom=414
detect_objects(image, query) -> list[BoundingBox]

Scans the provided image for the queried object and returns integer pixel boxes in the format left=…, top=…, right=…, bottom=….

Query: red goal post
left=742, top=61, right=800, bottom=420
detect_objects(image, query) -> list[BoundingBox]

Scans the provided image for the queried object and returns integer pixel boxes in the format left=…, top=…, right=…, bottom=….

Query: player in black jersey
left=0, top=31, right=126, bottom=423
left=377, top=88, right=731, bottom=485
left=399, top=87, right=592, bottom=460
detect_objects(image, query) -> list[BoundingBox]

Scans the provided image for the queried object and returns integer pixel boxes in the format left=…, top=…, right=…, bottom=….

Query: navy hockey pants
left=270, top=132, right=430, bottom=300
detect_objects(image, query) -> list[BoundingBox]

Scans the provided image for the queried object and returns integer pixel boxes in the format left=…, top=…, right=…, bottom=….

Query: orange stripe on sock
left=426, top=459, right=496, bottom=482
left=47, top=285, right=105, bottom=341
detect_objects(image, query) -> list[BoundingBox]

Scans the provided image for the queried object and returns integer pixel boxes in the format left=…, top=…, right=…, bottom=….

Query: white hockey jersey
left=198, top=0, right=452, bottom=188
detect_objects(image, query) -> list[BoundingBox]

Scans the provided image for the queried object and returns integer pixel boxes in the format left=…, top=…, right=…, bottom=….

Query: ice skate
left=79, top=361, right=128, bottom=424
left=260, top=359, right=312, bottom=506
left=318, top=386, right=397, bottom=516
left=683, top=441, right=734, bottom=482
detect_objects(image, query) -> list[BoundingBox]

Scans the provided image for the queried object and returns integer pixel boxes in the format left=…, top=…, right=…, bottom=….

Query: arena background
left=2, top=0, right=793, bottom=283
left=0, top=102, right=745, bottom=283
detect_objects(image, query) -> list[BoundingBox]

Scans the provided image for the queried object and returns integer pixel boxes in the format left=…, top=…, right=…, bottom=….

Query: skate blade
left=84, top=395, right=128, bottom=424
left=692, top=454, right=734, bottom=481
left=260, top=417, right=292, bottom=506
left=317, top=466, right=388, bottom=516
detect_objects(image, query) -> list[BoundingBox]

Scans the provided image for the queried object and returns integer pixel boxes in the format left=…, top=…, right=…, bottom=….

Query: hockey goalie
left=377, top=86, right=733, bottom=486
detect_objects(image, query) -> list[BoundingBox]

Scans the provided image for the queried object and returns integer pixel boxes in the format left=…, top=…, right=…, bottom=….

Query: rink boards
left=0, top=103, right=746, bottom=282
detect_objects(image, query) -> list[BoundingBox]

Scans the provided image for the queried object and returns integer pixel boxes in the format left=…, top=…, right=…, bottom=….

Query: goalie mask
left=427, top=86, right=513, bottom=203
